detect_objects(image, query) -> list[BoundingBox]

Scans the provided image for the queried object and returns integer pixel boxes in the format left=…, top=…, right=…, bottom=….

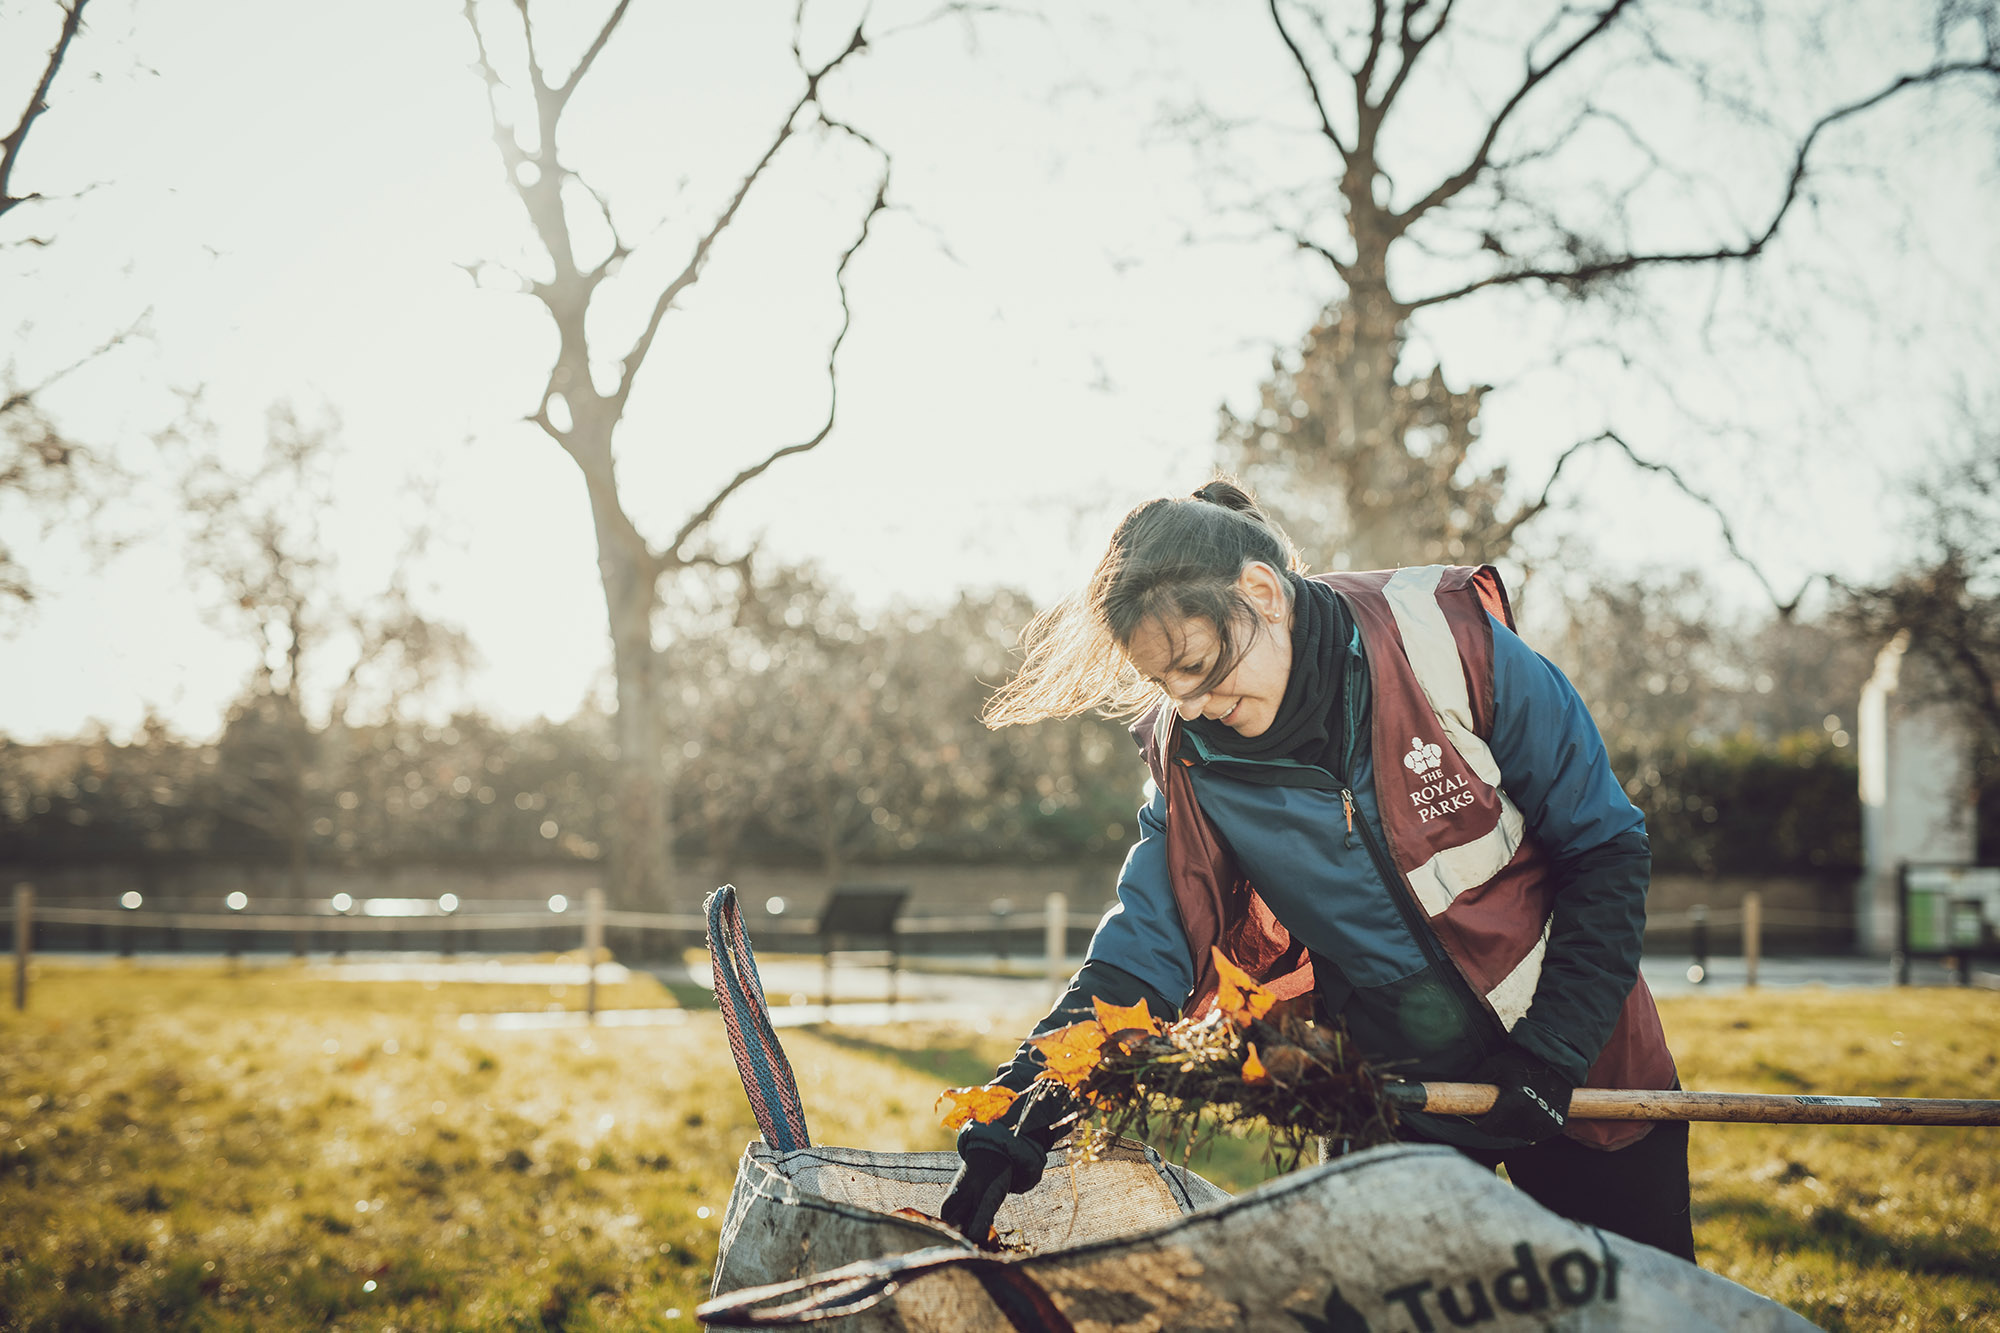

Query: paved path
left=1641, top=953, right=1997, bottom=994
left=662, top=955, right=1059, bottom=1026
left=655, top=952, right=2000, bottom=1030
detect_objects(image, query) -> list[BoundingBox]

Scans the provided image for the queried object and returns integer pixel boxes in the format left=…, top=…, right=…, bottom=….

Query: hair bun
left=1191, top=476, right=1263, bottom=518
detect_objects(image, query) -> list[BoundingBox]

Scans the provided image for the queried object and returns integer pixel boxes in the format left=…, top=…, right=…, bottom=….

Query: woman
left=940, top=480, right=1693, bottom=1261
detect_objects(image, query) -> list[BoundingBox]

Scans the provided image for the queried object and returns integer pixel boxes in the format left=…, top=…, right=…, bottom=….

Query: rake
left=1389, top=1082, right=2000, bottom=1126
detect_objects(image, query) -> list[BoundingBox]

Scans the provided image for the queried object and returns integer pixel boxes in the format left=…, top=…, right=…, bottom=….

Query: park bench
left=816, top=885, right=907, bottom=1010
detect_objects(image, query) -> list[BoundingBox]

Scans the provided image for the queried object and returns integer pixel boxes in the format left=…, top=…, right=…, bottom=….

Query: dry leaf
left=1029, top=1020, right=1107, bottom=1089
left=1242, top=1042, right=1270, bottom=1085
left=1092, top=995, right=1161, bottom=1036
left=1261, top=1046, right=1315, bottom=1086
left=935, top=1083, right=1018, bottom=1129
left=1211, top=947, right=1277, bottom=1026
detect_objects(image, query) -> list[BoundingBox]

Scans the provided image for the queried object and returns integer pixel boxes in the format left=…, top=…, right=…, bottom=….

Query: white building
left=1856, top=631, right=1980, bottom=955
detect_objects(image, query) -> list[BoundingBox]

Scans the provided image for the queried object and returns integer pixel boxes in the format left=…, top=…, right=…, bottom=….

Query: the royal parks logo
left=1403, top=735, right=1477, bottom=825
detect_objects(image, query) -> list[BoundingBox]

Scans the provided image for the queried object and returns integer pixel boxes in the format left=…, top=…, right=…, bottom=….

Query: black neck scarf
left=1181, top=574, right=1351, bottom=778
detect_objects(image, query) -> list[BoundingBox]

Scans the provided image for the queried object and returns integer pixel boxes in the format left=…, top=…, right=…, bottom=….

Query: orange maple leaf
left=1241, top=1042, right=1270, bottom=1085
left=1029, top=1020, right=1107, bottom=1089
left=1092, top=995, right=1161, bottom=1036
left=935, top=1083, right=1019, bottom=1130
left=1211, top=947, right=1277, bottom=1026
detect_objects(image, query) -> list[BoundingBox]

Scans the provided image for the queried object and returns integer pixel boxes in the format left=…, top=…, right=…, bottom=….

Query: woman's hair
left=983, top=477, right=1302, bottom=727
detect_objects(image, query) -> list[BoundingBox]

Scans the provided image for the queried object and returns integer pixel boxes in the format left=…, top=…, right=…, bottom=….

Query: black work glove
left=938, top=1143, right=1016, bottom=1248
left=938, top=1121, right=1049, bottom=1248
left=1471, top=1045, right=1575, bottom=1145
left=938, top=962, right=1175, bottom=1246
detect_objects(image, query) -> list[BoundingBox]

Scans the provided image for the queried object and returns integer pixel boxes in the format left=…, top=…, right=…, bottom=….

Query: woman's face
left=1123, top=564, right=1293, bottom=738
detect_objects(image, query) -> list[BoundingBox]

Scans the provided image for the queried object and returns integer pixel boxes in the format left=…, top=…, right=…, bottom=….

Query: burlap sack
left=709, top=1136, right=1228, bottom=1301
left=700, top=1141, right=1822, bottom=1331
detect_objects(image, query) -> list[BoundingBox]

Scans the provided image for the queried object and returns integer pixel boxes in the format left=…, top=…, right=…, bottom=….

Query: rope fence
left=13, top=905, right=1109, bottom=938
left=3, top=883, right=1114, bottom=1015
left=8, top=882, right=1918, bottom=1013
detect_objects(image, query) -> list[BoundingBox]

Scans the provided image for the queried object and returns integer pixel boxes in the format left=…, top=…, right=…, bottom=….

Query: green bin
left=1906, top=888, right=1951, bottom=952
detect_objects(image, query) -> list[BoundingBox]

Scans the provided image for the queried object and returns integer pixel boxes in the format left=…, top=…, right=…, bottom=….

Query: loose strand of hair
left=981, top=594, right=1141, bottom=728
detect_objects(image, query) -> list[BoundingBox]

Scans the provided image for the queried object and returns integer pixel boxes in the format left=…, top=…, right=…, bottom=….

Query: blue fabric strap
left=704, top=885, right=811, bottom=1153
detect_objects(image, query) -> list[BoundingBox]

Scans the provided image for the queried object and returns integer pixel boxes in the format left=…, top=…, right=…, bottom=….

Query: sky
left=2, top=0, right=1996, bottom=743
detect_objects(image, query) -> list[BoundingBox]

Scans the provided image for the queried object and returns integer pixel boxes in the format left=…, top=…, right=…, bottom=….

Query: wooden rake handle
left=1391, top=1082, right=2000, bottom=1126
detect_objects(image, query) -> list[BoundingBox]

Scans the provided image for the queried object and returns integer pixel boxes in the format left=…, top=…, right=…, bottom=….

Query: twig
left=1, top=0, right=90, bottom=221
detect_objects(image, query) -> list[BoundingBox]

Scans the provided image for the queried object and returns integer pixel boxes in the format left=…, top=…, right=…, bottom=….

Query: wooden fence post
left=584, top=888, right=605, bottom=1024
left=1044, top=891, right=1067, bottom=1001
left=13, top=885, right=31, bottom=1011
left=1690, top=904, right=1709, bottom=985
left=1743, top=891, right=1762, bottom=989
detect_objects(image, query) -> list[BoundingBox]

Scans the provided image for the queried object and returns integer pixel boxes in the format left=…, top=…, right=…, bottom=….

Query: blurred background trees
left=0, top=562, right=1146, bottom=880
left=0, top=535, right=1892, bottom=887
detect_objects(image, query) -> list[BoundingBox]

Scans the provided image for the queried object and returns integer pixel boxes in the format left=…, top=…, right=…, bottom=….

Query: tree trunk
left=594, top=498, right=674, bottom=911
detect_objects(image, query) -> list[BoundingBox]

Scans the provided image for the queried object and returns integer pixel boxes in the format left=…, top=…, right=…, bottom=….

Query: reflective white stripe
left=1404, top=792, right=1527, bottom=916
left=1383, top=564, right=1520, bottom=914
left=1381, top=566, right=1501, bottom=789
left=1486, top=916, right=1551, bottom=1031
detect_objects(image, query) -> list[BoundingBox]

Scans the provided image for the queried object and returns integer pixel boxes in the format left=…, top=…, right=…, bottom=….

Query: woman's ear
left=1237, top=561, right=1290, bottom=626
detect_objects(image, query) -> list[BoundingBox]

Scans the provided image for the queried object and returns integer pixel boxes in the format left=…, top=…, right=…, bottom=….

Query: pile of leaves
left=939, top=949, right=1400, bottom=1171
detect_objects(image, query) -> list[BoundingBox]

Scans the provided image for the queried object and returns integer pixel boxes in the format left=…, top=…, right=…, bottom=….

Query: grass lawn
left=1, top=961, right=1995, bottom=1331
left=1662, top=987, right=2000, bottom=1331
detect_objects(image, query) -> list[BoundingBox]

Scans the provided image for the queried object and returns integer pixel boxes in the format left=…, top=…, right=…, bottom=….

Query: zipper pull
left=1340, top=789, right=1359, bottom=848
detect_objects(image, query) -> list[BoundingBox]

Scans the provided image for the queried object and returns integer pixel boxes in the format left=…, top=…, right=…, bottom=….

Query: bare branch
left=559, top=0, right=634, bottom=101
left=0, top=309, right=148, bottom=418
left=2, top=0, right=90, bottom=221
left=1391, top=0, right=1637, bottom=235
left=1269, top=0, right=1351, bottom=162
left=573, top=168, right=629, bottom=276
left=523, top=401, right=566, bottom=445
left=1499, top=430, right=1821, bottom=615
left=1403, top=55, right=2000, bottom=311
left=613, top=21, right=872, bottom=410
left=1353, top=0, right=1389, bottom=117
left=1274, top=222, right=1352, bottom=280
left=667, top=168, right=888, bottom=562
left=461, top=0, right=532, bottom=177
left=875, top=1, right=1028, bottom=42
left=1372, top=0, right=1456, bottom=121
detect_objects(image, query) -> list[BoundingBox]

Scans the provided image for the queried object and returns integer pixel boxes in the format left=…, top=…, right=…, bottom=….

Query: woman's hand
left=939, top=1119, right=1052, bottom=1247
left=1471, top=1045, right=1576, bottom=1144
left=938, top=1143, right=1018, bottom=1248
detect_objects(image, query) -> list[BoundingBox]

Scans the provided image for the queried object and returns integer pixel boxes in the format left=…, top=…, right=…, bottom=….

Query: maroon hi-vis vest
left=1143, top=565, right=1676, bottom=1151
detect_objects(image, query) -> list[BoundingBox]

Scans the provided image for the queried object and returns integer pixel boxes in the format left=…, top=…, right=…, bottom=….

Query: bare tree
left=1, top=0, right=149, bottom=608
left=1221, top=0, right=2000, bottom=572
left=173, top=403, right=470, bottom=897
left=460, top=1, right=894, bottom=908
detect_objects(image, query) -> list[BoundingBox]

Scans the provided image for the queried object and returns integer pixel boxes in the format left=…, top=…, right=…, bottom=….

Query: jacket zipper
left=1334, top=629, right=1499, bottom=1052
